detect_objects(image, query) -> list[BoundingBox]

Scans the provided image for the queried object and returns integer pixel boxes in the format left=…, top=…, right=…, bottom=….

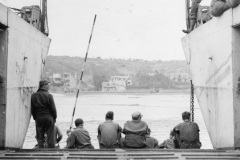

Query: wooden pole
left=70, top=15, right=97, bottom=129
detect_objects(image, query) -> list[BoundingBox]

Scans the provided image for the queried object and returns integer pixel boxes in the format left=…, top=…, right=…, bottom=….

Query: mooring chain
left=190, top=80, right=194, bottom=122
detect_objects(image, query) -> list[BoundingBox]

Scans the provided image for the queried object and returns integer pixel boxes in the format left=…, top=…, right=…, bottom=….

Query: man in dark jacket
left=121, top=111, right=148, bottom=148
left=31, top=80, right=57, bottom=148
left=173, top=111, right=201, bottom=149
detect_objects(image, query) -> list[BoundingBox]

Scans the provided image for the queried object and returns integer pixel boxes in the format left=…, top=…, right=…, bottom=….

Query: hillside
left=43, top=56, right=190, bottom=90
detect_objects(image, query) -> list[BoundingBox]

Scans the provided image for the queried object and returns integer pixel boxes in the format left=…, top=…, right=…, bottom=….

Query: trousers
left=190, top=0, right=202, bottom=19
left=36, top=115, right=55, bottom=148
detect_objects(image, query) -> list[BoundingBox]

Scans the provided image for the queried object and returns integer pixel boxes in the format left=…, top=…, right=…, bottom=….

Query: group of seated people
left=183, top=0, right=240, bottom=33
left=55, top=111, right=201, bottom=149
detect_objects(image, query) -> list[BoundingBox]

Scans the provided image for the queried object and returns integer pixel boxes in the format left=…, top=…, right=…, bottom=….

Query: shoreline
left=50, top=89, right=191, bottom=96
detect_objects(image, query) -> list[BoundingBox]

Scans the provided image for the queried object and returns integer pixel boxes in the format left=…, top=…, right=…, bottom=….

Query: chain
left=190, top=80, right=194, bottom=122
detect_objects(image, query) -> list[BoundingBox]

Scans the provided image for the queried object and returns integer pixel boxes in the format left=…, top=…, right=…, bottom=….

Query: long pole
left=70, top=15, right=97, bottom=129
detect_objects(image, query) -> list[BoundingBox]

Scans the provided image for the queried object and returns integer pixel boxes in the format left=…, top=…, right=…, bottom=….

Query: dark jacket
left=31, top=88, right=57, bottom=120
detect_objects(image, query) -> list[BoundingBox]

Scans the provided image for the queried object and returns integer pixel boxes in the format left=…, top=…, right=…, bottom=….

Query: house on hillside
left=52, top=73, right=64, bottom=86
left=165, top=70, right=190, bottom=82
left=102, top=75, right=132, bottom=92
left=62, top=72, right=78, bottom=92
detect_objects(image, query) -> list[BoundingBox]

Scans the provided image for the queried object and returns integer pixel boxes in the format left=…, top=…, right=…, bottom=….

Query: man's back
left=67, top=127, right=93, bottom=149
left=98, top=121, right=122, bottom=147
left=175, top=121, right=199, bottom=142
left=31, top=88, right=57, bottom=119
left=123, top=120, right=148, bottom=136
left=122, top=120, right=148, bottom=148
left=174, top=121, right=201, bottom=148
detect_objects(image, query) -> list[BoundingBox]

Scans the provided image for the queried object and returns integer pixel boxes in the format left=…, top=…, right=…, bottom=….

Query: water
left=23, top=93, right=213, bottom=149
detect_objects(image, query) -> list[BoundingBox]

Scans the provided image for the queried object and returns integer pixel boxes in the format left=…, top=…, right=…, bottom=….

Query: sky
left=0, top=0, right=211, bottom=61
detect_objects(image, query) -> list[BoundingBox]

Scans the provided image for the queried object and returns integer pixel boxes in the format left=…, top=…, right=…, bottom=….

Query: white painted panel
left=4, top=5, right=51, bottom=148
left=0, top=3, right=8, bottom=26
left=5, top=88, right=34, bottom=148
left=7, top=9, right=50, bottom=88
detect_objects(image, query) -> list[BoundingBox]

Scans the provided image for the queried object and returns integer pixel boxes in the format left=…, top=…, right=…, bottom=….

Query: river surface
left=23, top=93, right=212, bottom=149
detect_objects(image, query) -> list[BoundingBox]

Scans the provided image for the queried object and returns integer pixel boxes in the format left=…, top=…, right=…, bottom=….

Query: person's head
left=105, top=111, right=114, bottom=120
left=131, top=111, right=142, bottom=120
left=75, top=118, right=84, bottom=127
left=182, top=111, right=191, bottom=121
left=39, top=80, right=50, bottom=90
left=169, top=130, right=174, bottom=139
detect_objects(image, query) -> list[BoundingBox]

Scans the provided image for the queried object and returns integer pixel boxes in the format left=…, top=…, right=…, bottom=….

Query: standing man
left=173, top=111, right=201, bottom=149
left=31, top=80, right=57, bottom=148
left=121, top=111, right=148, bottom=148
left=97, top=111, right=122, bottom=149
left=182, top=0, right=202, bottom=34
left=67, top=118, right=94, bottom=149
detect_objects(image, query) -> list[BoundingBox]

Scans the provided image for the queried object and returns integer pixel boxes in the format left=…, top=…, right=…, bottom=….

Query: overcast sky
left=0, top=0, right=211, bottom=61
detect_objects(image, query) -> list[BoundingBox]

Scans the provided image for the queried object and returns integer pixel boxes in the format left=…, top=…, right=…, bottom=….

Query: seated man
left=159, top=130, right=175, bottom=149
left=64, top=129, right=72, bottom=149
left=226, top=0, right=240, bottom=8
left=173, top=111, right=201, bottom=149
left=210, top=0, right=240, bottom=17
left=183, top=0, right=202, bottom=33
left=54, top=125, right=63, bottom=148
left=121, top=111, right=148, bottom=148
left=67, top=118, right=94, bottom=149
left=97, top=111, right=122, bottom=149
left=211, top=0, right=230, bottom=17
left=145, top=129, right=159, bottom=149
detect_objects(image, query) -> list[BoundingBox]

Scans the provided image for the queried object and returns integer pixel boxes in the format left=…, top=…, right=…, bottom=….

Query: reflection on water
left=23, top=93, right=212, bottom=149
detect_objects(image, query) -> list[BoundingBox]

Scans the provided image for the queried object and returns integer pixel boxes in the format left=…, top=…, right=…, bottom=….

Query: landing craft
left=1, top=0, right=240, bottom=158
left=0, top=0, right=50, bottom=148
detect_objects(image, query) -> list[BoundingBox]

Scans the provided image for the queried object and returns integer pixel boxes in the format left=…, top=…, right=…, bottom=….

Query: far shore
left=50, top=89, right=191, bottom=96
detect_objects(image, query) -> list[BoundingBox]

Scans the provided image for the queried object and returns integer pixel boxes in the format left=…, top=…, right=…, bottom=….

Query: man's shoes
left=182, top=29, right=193, bottom=34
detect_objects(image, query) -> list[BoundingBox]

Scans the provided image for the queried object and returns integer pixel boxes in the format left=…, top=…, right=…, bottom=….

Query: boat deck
left=0, top=149, right=240, bottom=160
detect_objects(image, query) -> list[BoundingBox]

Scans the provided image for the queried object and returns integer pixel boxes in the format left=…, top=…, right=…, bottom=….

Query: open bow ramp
left=1, top=149, right=240, bottom=160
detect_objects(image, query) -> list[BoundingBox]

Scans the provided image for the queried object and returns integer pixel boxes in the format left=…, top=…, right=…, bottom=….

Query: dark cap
left=75, top=118, right=84, bottom=125
left=131, top=111, right=142, bottom=118
left=39, top=80, right=50, bottom=87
